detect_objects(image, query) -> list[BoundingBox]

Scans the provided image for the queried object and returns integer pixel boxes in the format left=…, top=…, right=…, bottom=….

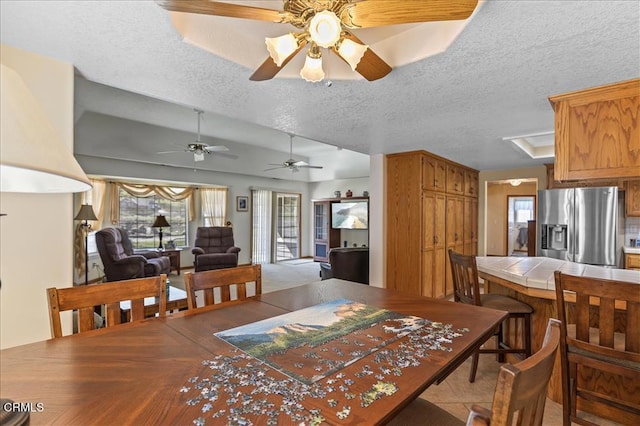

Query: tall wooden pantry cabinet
left=386, top=151, right=479, bottom=298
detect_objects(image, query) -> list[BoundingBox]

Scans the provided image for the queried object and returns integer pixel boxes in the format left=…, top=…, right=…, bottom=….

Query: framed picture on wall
left=236, top=196, right=248, bottom=212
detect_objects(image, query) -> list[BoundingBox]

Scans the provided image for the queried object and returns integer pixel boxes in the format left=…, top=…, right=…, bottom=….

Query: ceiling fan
left=156, top=0, right=479, bottom=82
left=157, top=109, right=237, bottom=161
left=265, top=134, right=323, bottom=172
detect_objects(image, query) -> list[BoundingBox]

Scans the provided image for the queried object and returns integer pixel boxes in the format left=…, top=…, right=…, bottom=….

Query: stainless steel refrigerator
left=537, top=186, right=618, bottom=266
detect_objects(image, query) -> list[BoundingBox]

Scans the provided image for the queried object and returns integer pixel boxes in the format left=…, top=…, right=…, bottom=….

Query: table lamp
left=74, top=204, right=98, bottom=285
left=152, top=215, right=170, bottom=250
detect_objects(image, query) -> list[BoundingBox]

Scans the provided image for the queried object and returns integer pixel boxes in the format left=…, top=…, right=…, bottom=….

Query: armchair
left=96, top=227, right=170, bottom=282
left=192, top=227, right=240, bottom=272
left=319, top=247, right=369, bottom=284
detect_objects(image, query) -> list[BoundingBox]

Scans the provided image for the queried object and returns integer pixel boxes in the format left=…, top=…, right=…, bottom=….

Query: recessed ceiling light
left=503, top=131, right=555, bottom=159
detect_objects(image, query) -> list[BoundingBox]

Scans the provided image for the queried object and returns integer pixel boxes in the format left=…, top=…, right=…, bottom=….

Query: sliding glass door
left=251, top=190, right=301, bottom=263
left=274, top=193, right=300, bottom=262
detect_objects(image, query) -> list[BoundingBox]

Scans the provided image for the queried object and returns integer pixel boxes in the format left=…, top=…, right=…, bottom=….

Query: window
left=119, top=189, right=188, bottom=248
left=201, top=188, right=227, bottom=227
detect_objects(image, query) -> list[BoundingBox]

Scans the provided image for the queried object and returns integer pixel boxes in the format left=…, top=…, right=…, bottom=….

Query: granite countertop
left=476, top=256, right=640, bottom=292
left=622, top=246, right=640, bottom=254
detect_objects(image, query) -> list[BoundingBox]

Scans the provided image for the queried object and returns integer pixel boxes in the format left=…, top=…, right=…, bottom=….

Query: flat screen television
left=331, top=201, right=368, bottom=229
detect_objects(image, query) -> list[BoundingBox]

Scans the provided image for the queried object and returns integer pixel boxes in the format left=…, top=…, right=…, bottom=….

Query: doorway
left=507, top=195, right=535, bottom=256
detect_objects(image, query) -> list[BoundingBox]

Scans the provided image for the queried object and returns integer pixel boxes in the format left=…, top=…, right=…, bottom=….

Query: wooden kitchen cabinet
left=625, top=253, right=640, bottom=270
left=545, top=163, right=622, bottom=189
left=625, top=179, right=640, bottom=217
left=446, top=165, right=465, bottom=195
left=465, top=170, right=478, bottom=197
left=386, top=151, right=478, bottom=298
left=423, top=156, right=446, bottom=192
left=549, top=78, right=640, bottom=181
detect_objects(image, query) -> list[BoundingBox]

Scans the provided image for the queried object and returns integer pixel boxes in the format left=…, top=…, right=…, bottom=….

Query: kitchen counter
left=476, top=255, right=638, bottom=421
left=476, top=256, right=640, bottom=293
left=622, top=245, right=640, bottom=254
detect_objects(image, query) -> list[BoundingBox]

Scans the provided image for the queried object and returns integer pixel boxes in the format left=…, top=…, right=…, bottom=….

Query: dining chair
left=448, top=250, right=533, bottom=382
left=390, top=319, right=561, bottom=426
left=554, top=271, right=640, bottom=426
left=47, top=274, right=167, bottom=338
left=184, top=264, right=262, bottom=309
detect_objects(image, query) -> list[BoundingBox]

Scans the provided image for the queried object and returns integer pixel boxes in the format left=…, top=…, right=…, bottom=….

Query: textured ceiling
left=1, top=0, right=638, bottom=181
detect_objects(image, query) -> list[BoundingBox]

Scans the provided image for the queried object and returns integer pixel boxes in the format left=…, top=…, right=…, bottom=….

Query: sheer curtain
left=252, top=189, right=272, bottom=264
left=201, top=188, right=228, bottom=226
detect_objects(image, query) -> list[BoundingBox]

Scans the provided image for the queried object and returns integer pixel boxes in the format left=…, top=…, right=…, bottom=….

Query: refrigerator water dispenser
left=541, top=224, right=568, bottom=251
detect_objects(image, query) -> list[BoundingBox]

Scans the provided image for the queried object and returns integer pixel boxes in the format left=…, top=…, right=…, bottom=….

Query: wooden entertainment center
left=312, top=196, right=369, bottom=262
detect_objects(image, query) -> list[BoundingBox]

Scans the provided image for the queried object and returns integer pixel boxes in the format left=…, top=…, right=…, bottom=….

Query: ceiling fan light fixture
left=265, top=32, right=305, bottom=66
left=308, top=10, right=342, bottom=48
left=337, top=38, right=368, bottom=71
left=194, top=151, right=205, bottom=162
left=300, top=45, right=324, bottom=82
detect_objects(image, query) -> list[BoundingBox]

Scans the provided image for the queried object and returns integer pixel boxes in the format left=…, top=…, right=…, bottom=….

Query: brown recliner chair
left=191, top=227, right=241, bottom=272
left=96, top=227, right=170, bottom=282
left=320, top=247, right=369, bottom=284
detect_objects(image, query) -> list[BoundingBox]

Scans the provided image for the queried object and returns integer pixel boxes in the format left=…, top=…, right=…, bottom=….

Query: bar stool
left=448, top=250, right=533, bottom=382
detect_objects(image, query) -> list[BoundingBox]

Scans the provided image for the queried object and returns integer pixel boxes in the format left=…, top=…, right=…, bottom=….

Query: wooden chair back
left=554, top=271, right=640, bottom=425
left=468, top=319, right=561, bottom=426
left=448, top=249, right=481, bottom=306
left=47, top=274, right=167, bottom=338
left=184, top=264, right=262, bottom=310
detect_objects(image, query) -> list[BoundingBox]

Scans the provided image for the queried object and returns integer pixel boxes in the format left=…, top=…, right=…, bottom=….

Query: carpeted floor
left=166, top=259, right=321, bottom=293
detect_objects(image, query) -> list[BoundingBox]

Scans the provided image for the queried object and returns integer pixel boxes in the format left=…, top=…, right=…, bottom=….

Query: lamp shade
left=74, top=204, right=98, bottom=221
left=300, top=47, right=325, bottom=83
left=308, top=10, right=341, bottom=48
left=265, top=33, right=299, bottom=67
left=337, top=39, right=368, bottom=71
left=0, top=63, right=91, bottom=193
left=152, top=215, right=170, bottom=228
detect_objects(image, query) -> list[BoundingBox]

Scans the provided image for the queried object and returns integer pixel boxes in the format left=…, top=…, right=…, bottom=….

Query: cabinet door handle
left=434, top=236, right=438, bottom=244
left=455, top=233, right=458, bottom=241
left=434, top=179, right=438, bottom=186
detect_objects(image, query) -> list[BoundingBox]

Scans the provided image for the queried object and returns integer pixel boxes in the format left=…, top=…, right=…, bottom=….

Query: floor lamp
left=75, top=204, right=98, bottom=285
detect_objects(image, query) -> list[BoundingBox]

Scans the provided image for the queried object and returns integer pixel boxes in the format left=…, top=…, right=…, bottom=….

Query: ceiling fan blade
left=292, top=160, right=308, bottom=166
left=264, top=166, right=286, bottom=171
left=203, top=145, right=229, bottom=152
left=341, top=0, right=478, bottom=28
left=298, top=165, right=324, bottom=169
left=156, top=150, right=185, bottom=154
left=156, top=0, right=290, bottom=22
left=333, top=32, right=391, bottom=81
left=250, top=40, right=307, bottom=81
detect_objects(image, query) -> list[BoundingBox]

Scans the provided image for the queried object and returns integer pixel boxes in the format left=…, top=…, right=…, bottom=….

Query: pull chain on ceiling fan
left=264, top=133, right=323, bottom=172
left=156, top=108, right=237, bottom=161
left=156, top=0, right=479, bottom=83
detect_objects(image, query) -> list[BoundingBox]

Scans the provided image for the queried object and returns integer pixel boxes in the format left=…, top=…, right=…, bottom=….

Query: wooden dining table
left=0, top=279, right=506, bottom=425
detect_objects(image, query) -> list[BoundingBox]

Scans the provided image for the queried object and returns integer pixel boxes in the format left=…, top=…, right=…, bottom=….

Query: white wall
left=0, top=45, right=76, bottom=349
left=369, top=154, right=385, bottom=288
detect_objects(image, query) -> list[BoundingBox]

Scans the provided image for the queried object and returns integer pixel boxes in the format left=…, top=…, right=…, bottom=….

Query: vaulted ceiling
left=1, top=1, right=638, bottom=182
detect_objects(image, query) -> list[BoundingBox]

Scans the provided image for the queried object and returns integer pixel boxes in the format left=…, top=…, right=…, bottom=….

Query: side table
left=160, top=249, right=182, bottom=275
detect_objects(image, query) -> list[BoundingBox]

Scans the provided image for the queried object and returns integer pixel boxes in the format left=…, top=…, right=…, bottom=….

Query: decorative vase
left=346, top=189, right=353, bottom=198
left=334, top=191, right=341, bottom=198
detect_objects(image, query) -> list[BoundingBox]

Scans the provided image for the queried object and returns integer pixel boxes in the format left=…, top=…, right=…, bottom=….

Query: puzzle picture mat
left=214, top=299, right=425, bottom=384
